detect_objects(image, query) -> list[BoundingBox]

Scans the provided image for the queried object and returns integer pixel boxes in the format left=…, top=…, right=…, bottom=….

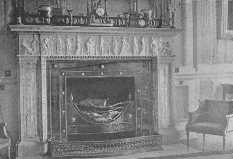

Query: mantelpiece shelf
left=9, top=25, right=182, bottom=36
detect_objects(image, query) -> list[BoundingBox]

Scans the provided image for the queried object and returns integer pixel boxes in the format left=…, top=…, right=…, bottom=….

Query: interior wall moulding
left=9, top=25, right=182, bottom=35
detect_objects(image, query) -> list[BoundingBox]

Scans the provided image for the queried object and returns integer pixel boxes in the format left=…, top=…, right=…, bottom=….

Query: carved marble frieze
left=19, top=33, right=173, bottom=57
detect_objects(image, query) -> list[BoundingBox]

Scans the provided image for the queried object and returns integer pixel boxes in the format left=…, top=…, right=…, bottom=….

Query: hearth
left=47, top=57, right=161, bottom=157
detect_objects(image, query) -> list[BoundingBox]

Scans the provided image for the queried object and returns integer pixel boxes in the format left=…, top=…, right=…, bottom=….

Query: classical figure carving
left=75, top=35, right=81, bottom=55
left=139, top=37, right=146, bottom=56
left=41, top=37, right=50, bottom=55
left=57, top=37, right=63, bottom=55
left=105, top=38, right=111, bottom=56
left=100, top=36, right=104, bottom=56
left=21, top=36, right=38, bottom=55
left=107, top=45, right=111, bottom=56
left=66, top=37, right=73, bottom=55
left=151, top=37, right=159, bottom=56
left=133, top=37, right=139, bottom=56
left=120, top=37, right=130, bottom=56
left=112, top=37, right=118, bottom=56
left=99, top=36, right=112, bottom=56
left=86, top=37, right=95, bottom=56
left=22, top=39, right=33, bottom=55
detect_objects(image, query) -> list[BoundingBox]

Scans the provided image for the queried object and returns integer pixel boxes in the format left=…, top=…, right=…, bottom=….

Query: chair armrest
left=188, top=112, right=198, bottom=124
left=226, top=114, right=233, bottom=133
left=187, top=101, right=207, bottom=124
left=188, top=111, right=209, bottom=124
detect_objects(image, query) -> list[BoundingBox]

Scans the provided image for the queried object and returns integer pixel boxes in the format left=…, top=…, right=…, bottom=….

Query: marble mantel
left=10, top=25, right=180, bottom=159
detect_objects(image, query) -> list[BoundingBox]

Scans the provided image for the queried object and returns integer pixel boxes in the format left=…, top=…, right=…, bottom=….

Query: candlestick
left=87, top=0, right=89, bottom=16
left=67, top=0, right=72, bottom=10
left=133, top=0, right=138, bottom=12
left=104, top=0, right=107, bottom=16
left=91, top=0, right=93, bottom=12
left=160, top=0, right=163, bottom=18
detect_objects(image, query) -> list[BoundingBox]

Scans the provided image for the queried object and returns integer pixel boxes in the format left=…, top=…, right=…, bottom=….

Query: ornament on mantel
left=168, top=0, right=176, bottom=28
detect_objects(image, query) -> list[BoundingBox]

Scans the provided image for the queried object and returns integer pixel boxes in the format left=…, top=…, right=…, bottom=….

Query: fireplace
left=47, top=58, right=160, bottom=157
left=10, top=25, right=178, bottom=159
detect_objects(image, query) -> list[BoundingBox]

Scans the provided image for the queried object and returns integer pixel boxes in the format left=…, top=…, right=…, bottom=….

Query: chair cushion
left=187, top=122, right=225, bottom=135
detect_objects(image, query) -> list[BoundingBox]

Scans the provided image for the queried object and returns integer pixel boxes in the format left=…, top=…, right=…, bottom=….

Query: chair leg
left=186, top=130, right=190, bottom=151
left=202, top=134, right=205, bottom=152
left=223, top=135, right=226, bottom=151
left=8, top=138, right=11, bottom=159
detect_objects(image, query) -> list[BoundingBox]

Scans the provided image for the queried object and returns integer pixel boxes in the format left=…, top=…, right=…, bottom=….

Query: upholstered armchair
left=186, top=100, right=233, bottom=151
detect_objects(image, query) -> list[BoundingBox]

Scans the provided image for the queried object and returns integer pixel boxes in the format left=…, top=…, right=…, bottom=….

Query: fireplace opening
left=47, top=58, right=160, bottom=157
left=66, top=77, right=136, bottom=141
left=67, top=77, right=135, bottom=106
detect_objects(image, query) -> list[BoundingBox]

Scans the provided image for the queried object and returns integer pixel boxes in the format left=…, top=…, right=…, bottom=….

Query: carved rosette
left=159, top=41, right=172, bottom=56
left=151, top=38, right=173, bottom=57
